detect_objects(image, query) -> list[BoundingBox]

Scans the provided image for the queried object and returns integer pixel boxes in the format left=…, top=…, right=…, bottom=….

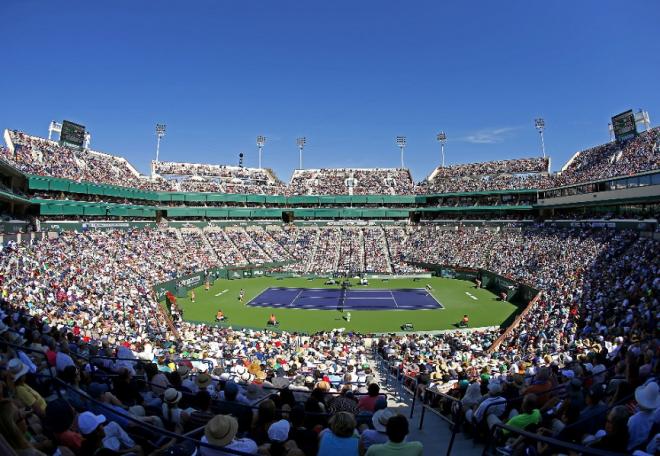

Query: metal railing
left=50, top=378, right=259, bottom=456
left=372, top=346, right=463, bottom=456
left=419, top=388, right=463, bottom=456
left=483, top=422, right=630, bottom=456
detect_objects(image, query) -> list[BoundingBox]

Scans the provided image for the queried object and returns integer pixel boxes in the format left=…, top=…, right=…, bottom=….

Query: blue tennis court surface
left=247, top=287, right=443, bottom=310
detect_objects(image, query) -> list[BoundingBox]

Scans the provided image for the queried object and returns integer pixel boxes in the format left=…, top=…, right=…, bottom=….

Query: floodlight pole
left=534, top=118, right=546, bottom=158
left=436, top=131, right=447, bottom=167
left=297, top=137, right=306, bottom=169
left=155, top=124, right=167, bottom=162
left=396, top=136, right=407, bottom=168
left=257, top=135, right=266, bottom=169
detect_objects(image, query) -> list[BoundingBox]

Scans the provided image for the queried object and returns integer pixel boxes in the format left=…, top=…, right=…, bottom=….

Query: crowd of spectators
left=155, top=161, right=288, bottom=195
left=179, top=229, right=220, bottom=268
left=155, top=162, right=273, bottom=182
left=351, top=170, right=414, bottom=195
left=268, top=226, right=318, bottom=274
left=418, top=157, right=553, bottom=193
left=204, top=229, right=249, bottom=267
left=377, top=225, right=659, bottom=454
left=224, top=227, right=273, bottom=266
left=555, top=126, right=660, bottom=186
left=247, top=227, right=291, bottom=264
left=0, top=224, right=434, bottom=455
left=308, top=228, right=341, bottom=274
left=381, top=227, right=425, bottom=274
left=288, top=169, right=414, bottom=196
left=3, top=129, right=658, bottom=197
left=337, top=228, right=364, bottom=275
left=3, top=131, right=168, bottom=191
left=0, top=219, right=656, bottom=454
left=431, top=158, right=550, bottom=178
left=362, top=228, right=390, bottom=274
left=178, top=180, right=287, bottom=195
left=418, top=174, right=556, bottom=194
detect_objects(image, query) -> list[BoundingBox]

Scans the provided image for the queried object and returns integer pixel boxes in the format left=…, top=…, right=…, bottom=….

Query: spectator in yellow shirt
left=8, top=358, right=46, bottom=418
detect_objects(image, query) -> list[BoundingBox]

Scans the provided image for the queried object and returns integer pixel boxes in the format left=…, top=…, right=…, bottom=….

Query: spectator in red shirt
left=358, top=383, right=385, bottom=412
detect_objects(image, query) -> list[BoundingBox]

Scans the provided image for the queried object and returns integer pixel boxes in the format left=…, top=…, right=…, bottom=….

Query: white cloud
left=461, top=126, right=519, bottom=144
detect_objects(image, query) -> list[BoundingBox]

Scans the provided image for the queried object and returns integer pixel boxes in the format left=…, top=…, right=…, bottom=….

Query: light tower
left=396, top=136, right=407, bottom=168
left=534, top=118, right=546, bottom=158
left=155, top=124, right=167, bottom=162
left=296, top=137, right=306, bottom=169
left=256, top=135, right=266, bottom=169
left=436, top=131, right=447, bottom=167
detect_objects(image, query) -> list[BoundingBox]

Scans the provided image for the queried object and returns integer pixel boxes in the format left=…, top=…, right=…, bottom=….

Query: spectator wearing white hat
left=359, top=408, right=394, bottom=453
left=200, top=414, right=258, bottom=456
left=78, top=411, right=141, bottom=455
left=262, top=419, right=302, bottom=456
left=628, top=382, right=660, bottom=451
left=162, top=388, right=189, bottom=432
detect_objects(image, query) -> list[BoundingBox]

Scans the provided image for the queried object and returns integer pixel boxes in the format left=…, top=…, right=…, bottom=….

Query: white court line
left=303, top=296, right=393, bottom=300
left=389, top=290, right=400, bottom=309
left=289, top=289, right=305, bottom=307
left=245, top=287, right=270, bottom=307
left=214, top=289, right=229, bottom=297
left=465, top=292, right=478, bottom=300
left=346, top=297, right=391, bottom=300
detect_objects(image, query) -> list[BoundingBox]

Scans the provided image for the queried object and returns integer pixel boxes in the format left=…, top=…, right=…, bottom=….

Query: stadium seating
left=555, top=126, right=660, bottom=186
left=1, top=125, right=659, bottom=455
left=4, top=128, right=659, bottom=197
left=4, top=131, right=169, bottom=191
left=155, top=160, right=287, bottom=194
left=289, top=168, right=414, bottom=195
left=420, top=157, right=554, bottom=193
left=0, top=223, right=657, bottom=454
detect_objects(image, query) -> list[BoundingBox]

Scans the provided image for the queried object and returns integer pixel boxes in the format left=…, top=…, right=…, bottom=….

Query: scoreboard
left=60, top=120, right=86, bottom=148
left=611, top=110, right=637, bottom=142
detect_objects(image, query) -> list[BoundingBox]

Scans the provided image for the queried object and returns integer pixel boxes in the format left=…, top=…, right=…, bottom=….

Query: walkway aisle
left=368, top=354, right=483, bottom=455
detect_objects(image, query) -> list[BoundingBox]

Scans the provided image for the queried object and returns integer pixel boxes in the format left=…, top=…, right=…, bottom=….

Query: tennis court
left=246, top=287, right=443, bottom=310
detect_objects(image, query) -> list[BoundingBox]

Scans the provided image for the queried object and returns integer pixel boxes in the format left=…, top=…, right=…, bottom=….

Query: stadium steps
left=334, top=228, right=344, bottom=272
left=382, top=226, right=398, bottom=273
left=374, top=226, right=393, bottom=274
left=303, top=227, right=320, bottom=274
left=205, top=228, right=249, bottom=265
left=266, top=225, right=296, bottom=259
left=368, top=357, right=483, bottom=455
left=198, top=230, right=220, bottom=264
left=251, top=226, right=291, bottom=262
left=358, top=228, right=366, bottom=271
left=238, top=226, right=273, bottom=262
left=180, top=228, right=220, bottom=264
left=380, top=226, right=394, bottom=274
left=220, top=227, right=250, bottom=264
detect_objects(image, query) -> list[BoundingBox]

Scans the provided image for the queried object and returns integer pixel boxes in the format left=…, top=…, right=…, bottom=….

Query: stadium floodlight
left=256, top=135, right=266, bottom=169
left=396, top=136, right=407, bottom=168
left=155, top=124, right=167, bottom=163
left=296, top=137, right=306, bottom=169
left=534, top=118, right=546, bottom=158
left=436, top=131, right=447, bottom=167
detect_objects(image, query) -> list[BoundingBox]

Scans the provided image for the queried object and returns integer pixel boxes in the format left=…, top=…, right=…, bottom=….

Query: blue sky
left=1, top=1, right=658, bottom=182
